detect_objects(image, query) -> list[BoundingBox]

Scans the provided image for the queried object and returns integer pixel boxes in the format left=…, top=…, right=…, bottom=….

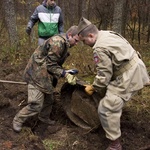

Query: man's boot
left=13, top=119, right=23, bottom=133
left=106, top=138, right=122, bottom=150
left=38, top=116, right=56, bottom=125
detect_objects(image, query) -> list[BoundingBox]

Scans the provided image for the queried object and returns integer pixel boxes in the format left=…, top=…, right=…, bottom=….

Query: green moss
left=43, top=139, right=64, bottom=150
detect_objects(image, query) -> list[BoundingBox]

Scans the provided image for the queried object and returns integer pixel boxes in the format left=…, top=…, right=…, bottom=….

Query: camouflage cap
left=77, top=17, right=92, bottom=34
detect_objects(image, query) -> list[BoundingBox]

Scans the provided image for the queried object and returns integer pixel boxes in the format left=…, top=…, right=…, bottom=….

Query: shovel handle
left=0, top=80, right=27, bottom=85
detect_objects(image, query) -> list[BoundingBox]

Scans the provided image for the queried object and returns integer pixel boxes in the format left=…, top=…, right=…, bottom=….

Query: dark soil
left=0, top=62, right=150, bottom=150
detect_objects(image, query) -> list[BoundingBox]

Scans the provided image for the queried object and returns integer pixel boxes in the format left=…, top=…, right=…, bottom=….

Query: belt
left=39, top=36, right=50, bottom=40
left=114, top=54, right=139, bottom=77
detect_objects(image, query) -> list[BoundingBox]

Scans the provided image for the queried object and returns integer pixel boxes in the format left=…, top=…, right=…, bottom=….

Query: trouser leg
left=98, top=91, right=124, bottom=141
left=38, top=38, right=46, bottom=46
left=38, top=93, right=54, bottom=120
left=13, top=84, right=44, bottom=124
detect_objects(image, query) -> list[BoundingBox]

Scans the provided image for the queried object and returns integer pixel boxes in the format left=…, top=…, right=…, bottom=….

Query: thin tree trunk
left=147, top=22, right=150, bottom=43
left=112, top=0, right=126, bottom=35
left=138, top=4, right=141, bottom=45
left=2, top=0, right=18, bottom=46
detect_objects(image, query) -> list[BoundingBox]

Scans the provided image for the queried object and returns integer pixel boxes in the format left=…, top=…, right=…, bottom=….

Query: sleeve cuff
left=61, top=70, right=66, bottom=77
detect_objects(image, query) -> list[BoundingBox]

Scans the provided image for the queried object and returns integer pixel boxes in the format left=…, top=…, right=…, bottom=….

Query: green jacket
left=27, top=3, right=63, bottom=38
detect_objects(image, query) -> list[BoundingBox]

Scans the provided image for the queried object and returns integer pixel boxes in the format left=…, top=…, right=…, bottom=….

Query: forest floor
left=0, top=61, right=150, bottom=150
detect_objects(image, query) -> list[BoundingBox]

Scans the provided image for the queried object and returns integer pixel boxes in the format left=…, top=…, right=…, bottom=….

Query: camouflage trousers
left=13, top=84, right=54, bottom=124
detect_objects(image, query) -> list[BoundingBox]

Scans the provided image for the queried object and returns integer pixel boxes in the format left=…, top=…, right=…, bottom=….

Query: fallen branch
left=18, top=100, right=26, bottom=107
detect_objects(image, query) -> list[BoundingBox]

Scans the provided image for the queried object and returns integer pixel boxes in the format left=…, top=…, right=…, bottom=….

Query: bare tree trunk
left=77, top=0, right=91, bottom=22
left=146, top=2, right=150, bottom=43
left=122, top=0, right=128, bottom=36
left=112, top=0, right=126, bottom=35
left=81, top=0, right=90, bottom=19
left=147, top=23, right=150, bottom=43
left=65, top=0, right=77, bottom=26
left=26, top=0, right=34, bottom=19
left=2, top=0, right=18, bottom=46
left=78, top=0, right=83, bottom=21
left=138, top=10, right=141, bottom=45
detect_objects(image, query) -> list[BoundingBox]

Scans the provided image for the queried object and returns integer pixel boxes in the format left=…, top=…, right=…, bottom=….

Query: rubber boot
left=13, top=119, right=23, bottom=133
left=106, top=138, right=122, bottom=150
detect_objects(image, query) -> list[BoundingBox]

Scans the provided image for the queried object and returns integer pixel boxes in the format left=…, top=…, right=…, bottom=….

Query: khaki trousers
left=98, top=91, right=124, bottom=141
left=14, top=84, right=54, bottom=124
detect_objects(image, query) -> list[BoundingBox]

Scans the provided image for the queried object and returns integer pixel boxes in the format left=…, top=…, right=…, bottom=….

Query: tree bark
left=112, top=0, right=126, bottom=35
left=2, top=0, right=18, bottom=46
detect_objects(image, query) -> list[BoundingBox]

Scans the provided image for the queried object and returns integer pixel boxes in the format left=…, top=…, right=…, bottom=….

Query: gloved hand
left=84, top=85, right=95, bottom=95
left=65, top=73, right=77, bottom=85
left=65, top=69, right=78, bottom=75
left=26, top=27, right=31, bottom=35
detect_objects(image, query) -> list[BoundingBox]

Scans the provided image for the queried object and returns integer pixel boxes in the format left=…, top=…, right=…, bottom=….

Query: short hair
left=66, top=26, right=78, bottom=36
left=79, top=24, right=98, bottom=37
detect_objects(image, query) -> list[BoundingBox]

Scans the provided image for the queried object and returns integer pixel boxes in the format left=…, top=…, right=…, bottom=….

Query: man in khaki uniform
left=77, top=17, right=149, bottom=150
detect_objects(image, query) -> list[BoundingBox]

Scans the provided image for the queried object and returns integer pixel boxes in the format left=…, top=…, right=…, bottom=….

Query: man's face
left=47, top=0, right=55, bottom=7
left=79, top=34, right=95, bottom=47
left=68, top=35, right=79, bottom=48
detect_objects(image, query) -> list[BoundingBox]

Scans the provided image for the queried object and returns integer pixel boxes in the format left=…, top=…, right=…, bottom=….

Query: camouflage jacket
left=24, top=34, right=70, bottom=94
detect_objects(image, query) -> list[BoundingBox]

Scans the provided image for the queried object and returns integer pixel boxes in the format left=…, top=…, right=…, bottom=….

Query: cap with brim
left=77, top=17, right=92, bottom=34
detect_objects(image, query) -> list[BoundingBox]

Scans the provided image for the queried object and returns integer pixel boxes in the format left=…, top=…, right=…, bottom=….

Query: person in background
left=13, top=26, right=79, bottom=133
left=77, top=17, right=149, bottom=150
left=26, top=0, right=63, bottom=45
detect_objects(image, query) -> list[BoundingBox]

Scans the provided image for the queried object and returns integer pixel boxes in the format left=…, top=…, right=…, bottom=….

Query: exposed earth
left=0, top=61, right=150, bottom=150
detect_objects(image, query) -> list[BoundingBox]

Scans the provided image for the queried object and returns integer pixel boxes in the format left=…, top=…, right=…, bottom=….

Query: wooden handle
left=0, top=80, right=27, bottom=85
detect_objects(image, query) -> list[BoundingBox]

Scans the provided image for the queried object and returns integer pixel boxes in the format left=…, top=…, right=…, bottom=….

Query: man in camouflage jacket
left=13, top=26, right=79, bottom=132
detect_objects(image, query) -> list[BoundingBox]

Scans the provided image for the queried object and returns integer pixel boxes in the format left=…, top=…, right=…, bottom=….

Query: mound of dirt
left=0, top=62, right=150, bottom=150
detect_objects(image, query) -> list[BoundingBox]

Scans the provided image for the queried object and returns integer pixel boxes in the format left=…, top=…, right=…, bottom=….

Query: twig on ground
left=18, top=100, right=26, bottom=106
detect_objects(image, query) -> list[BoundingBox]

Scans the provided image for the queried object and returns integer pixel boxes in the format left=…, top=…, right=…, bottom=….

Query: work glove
left=26, top=27, right=31, bottom=35
left=65, top=73, right=77, bottom=85
left=84, top=85, right=95, bottom=95
left=65, top=69, right=78, bottom=75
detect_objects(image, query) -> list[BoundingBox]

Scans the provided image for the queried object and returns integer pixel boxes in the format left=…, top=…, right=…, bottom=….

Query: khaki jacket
left=92, top=31, right=149, bottom=101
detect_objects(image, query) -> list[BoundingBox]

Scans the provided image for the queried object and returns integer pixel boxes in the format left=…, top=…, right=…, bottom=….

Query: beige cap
left=77, top=17, right=92, bottom=34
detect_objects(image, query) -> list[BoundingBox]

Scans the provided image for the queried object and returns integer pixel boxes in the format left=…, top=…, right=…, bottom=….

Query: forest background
left=0, top=0, right=150, bottom=62
left=0, top=0, right=150, bottom=72
left=0, top=0, right=150, bottom=150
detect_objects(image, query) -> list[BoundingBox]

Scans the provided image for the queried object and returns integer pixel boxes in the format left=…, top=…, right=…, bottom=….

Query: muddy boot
left=13, top=119, right=23, bottom=133
left=38, top=116, right=56, bottom=125
left=106, top=138, right=122, bottom=150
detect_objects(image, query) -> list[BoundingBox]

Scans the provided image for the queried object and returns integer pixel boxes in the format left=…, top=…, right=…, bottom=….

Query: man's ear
left=67, top=33, right=71, bottom=37
left=88, top=33, right=94, bottom=38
